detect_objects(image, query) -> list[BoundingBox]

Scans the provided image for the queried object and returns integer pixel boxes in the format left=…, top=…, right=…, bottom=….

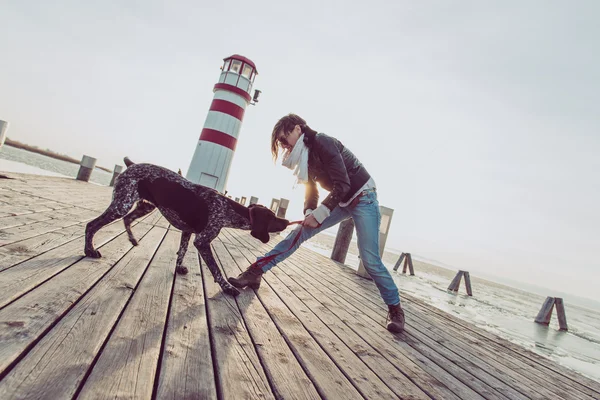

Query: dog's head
left=248, top=204, right=289, bottom=243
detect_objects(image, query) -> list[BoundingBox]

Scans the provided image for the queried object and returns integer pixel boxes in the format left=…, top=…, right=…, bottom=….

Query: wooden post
left=249, top=196, right=258, bottom=205
left=407, top=253, right=415, bottom=276
left=235, top=197, right=240, bottom=203
left=76, top=155, right=96, bottom=182
left=448, top=271, right=464, bottom=292
left=393, top=253, right=406, bottom=271
left=277, top=198, right=289, bottom=218
left=554, top=298, right=568, bottom=331
left=270, top=198, right=280, bottom=213
left=534, top=297, right=556, bottom=325
left=109, top=165, right=123, bottom=187
left=240, top=196, right=247, bottom=206
left=0, top=120, right=8, bottom=149
left=357, top=205, right=394, bottom=279
left=331, top=218, right=355, bottom=264
left=463, top=271, right=472, bottom=296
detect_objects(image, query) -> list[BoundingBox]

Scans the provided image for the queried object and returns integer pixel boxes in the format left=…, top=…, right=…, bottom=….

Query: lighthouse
left=186, top=54, right=260, bottom=192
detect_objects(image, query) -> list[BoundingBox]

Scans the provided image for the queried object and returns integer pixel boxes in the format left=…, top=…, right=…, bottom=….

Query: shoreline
left=4, top=138, right=113, bottom=173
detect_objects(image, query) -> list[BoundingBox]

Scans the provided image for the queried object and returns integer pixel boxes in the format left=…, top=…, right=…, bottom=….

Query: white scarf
left=281, top=134, right=309, bottom=184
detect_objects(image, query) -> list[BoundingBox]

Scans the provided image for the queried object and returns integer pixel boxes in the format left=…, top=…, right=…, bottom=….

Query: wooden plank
left=283, top=251, right=572, bottom=400
left=200, top=242, right=274, bottom=400
left=156, top=236, right=217, bottom=400
left=288, top=242, right=600, bottom=399
left=0, top=225, right=82, bottom=272
left=219, top=237, right=433, bottom=400
left=0, top=211, right=55, bottom=230
left=222, top=230, right=474, bottom=400
left=278, top=255, right=547, bottom=399
left=213, top=240, right=343, bottom=400
left=0, top=222, right=158, bottom=377
left=78, top=229, right=177, bottom=399
left=0, top=218, right=152, bottom=308
left=0, top=214, right=92, bottom=247
left=229, top=230, right=594, bottom=400
left=0, top=211, right=157, bottom=272
left=0, top=226, right=166, bottom=399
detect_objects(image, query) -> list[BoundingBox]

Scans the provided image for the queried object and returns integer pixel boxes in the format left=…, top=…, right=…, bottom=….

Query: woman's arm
left=304, top=179, right=319, bottom=215
left=311, top=135, right=351, bottom=223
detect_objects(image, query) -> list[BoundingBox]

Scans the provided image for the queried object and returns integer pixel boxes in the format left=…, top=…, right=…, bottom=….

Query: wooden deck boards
left=0, top=172, right=598, bottom=399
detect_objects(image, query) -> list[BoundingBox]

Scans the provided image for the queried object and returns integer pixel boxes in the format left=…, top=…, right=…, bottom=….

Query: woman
left=229, top=114, right=404, bottom=332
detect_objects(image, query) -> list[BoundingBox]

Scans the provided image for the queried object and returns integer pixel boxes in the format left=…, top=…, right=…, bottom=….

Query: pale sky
left=1, top=1, right=598, bottom=301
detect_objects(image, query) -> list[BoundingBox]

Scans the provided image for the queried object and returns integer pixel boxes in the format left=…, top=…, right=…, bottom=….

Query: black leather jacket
left=303, top=129, right=371, bottom=214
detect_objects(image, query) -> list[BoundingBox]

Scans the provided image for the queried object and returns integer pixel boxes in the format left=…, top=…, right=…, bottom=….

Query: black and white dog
left=84, top=158, right=289, bottom=296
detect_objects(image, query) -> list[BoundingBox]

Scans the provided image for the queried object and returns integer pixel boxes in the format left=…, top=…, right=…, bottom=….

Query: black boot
left=228, top=265, right=263, bottom=290
left=387, top=303, right=405, bottom=333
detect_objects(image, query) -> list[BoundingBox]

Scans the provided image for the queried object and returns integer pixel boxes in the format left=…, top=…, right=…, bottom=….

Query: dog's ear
left=250, top=206, right=270, bottom=244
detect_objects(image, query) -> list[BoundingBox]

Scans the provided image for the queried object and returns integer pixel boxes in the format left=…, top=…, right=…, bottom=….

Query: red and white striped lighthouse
left=186, top=54, right=259, bottom=193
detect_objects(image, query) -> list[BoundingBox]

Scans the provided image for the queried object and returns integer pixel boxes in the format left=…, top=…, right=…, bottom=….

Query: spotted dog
left=84, top=157, right=289, bottom=297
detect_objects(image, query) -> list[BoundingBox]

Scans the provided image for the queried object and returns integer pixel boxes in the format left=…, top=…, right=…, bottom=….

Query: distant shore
left=4, top=138, right=112, bottom=173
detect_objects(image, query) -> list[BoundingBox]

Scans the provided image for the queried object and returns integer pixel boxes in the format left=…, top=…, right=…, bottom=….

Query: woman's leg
left=350, top=191, right=401, bottom=306
left=259, top=206, right=351, bottom=272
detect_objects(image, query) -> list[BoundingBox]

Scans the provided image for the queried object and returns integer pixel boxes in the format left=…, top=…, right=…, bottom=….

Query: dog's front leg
left=175, top=231, right=192, bottom=274
left=193, top=236, right=240, bottom=297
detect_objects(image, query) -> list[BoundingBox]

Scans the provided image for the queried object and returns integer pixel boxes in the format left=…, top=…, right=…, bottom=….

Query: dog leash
left=251, top=220, right=303, bottom=270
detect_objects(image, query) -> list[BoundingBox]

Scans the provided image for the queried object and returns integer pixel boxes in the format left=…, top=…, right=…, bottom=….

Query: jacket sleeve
left=304, top=178, right=319, bottom=215
left=316, top=135, right=351, bottom=211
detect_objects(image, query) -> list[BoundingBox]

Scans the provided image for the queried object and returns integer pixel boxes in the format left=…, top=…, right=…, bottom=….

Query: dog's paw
left=176, top=266, right=189, bottom=275
left=223, top=285, right=240, bottom=297
left=85, top=248, right=102, bottom=258
left=129, top=237, right=138, bottom=246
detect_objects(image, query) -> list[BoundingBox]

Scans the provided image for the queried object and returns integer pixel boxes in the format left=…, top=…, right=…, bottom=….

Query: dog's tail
left=123, top=157, right=135, bottom=167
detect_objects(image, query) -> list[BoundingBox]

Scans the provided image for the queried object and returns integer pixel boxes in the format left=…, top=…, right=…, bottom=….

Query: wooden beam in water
left=464, top=271, right=472, bottom=296
left=393, top=252, right=406, bottom=271
left=407, top=253, right=415, bottom=276
left=448, top=271, right=464, bottom=292
left=534, top=297, right=556, bottom=325
left=555, top=298, right=569, bottom=331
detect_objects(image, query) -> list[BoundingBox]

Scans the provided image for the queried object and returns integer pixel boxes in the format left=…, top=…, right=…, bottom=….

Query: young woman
left=229, top=114, right=404, bottom=332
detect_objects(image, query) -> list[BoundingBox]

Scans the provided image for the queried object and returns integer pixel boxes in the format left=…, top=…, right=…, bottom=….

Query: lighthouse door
left=199, top=173, right=218, bottom=190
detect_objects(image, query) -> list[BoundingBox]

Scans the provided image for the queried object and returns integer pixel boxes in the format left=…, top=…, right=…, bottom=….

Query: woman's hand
left=302, top=214, right=320, bottom=228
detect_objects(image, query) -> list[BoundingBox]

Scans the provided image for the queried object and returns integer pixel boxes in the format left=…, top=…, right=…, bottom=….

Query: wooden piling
left=109, top=165, right=123, bottom=187
left=463, top=271, right=472, bottom=296
left=277, top=198, right=289, bottom=218
left=407, top=253, right=415, bottom=276
left=240, top=196, right=247, bottom=206
left=0, top=120, right=8, bottom=148
left=448, top=271, right=463, bottom=292
left=555, top=298, right=569, bottom=331
left=331, top=218, right=355, bottom=264
left=534, top=297, right=556, bottom=325
left=393, top=253, right=406, bottom=271
left=270, top=198, right=280, bottom=213
left=249, top=196, right=258, bottom=205
left=76, top=155, right=96, bottom=182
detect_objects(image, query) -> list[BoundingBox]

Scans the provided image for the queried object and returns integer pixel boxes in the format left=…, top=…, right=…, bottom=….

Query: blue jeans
left=257, top=190, right=401, bottom=306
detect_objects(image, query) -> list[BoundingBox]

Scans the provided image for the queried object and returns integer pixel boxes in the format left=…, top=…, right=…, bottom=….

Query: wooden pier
left=1, top=172, right=599, bottom=399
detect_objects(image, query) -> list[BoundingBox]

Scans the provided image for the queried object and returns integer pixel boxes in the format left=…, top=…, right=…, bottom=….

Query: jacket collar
left=303, top=129, right=317, bottom=147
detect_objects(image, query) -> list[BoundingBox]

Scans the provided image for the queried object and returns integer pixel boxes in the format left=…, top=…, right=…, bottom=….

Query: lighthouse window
left=230, top=60, right=242, bottom=74
left=222, top=59, right=231, bottom=71
left=241, top=64, right=253, bottom=79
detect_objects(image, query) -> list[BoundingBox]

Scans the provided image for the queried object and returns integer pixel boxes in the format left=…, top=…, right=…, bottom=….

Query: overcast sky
left=1, top=1, right=598, bottom=301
